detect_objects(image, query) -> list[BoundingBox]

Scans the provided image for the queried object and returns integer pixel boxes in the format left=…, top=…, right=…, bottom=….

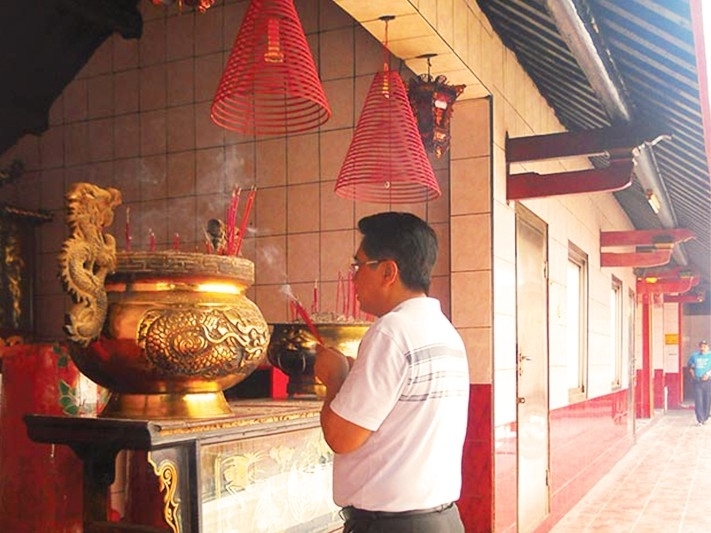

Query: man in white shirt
left=316, top=212, right=469, bottom=533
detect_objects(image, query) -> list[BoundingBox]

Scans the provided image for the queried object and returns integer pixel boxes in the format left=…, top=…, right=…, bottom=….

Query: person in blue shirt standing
left=687, top=340, right=711, bottom=425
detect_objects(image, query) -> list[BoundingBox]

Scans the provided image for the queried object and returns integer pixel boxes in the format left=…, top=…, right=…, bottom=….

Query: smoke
left=279, top=283, right=296, bottom=302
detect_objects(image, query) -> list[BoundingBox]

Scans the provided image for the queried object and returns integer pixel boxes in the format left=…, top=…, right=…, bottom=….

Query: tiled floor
left=550, top=409, right=711, bottom=533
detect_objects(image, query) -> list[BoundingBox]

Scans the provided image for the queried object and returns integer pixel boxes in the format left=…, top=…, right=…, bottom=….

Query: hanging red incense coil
left=211, top=0, right=331, bottom=135
left=334, top=66, right=441, bottom=203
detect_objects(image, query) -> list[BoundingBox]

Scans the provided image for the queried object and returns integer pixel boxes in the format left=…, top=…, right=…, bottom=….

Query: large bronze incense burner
left=58, top=183, right=269, bottom=419
left=268, top=322, right=368, bottom=398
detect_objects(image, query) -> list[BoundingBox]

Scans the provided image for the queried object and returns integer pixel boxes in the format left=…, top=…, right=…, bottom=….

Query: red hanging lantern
left=211, top=0, right=331, bottom=135
left=407, top=55, right=465, bottom=159
left=335, top=18, right=440, bottom=204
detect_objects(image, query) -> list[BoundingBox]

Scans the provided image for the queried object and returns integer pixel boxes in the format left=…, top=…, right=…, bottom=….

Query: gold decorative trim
left=148, top=452, right=181, bottom=533
left=113, top=251, right=254, bottom=282
left=154, top=409, right=321, bottom=437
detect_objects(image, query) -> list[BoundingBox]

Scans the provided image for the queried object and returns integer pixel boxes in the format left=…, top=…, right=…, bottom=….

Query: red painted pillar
left=458, top=384, right=494, bottom=532
left=0, top=343, right=99, bottom=532
left=678, top=303, right=685, bottom=404
left=637, top=297, right=653, bottom=418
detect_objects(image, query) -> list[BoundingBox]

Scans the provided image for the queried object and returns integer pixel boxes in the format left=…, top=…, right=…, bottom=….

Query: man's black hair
left=358, top=212, right=438, bottom=293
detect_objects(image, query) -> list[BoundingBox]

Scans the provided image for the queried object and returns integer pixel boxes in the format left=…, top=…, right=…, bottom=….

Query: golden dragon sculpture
left=58, top=182, right=122, bottom=346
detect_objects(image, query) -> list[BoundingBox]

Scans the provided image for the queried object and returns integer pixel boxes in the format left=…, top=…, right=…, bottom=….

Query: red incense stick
left=225, top=186, right=241, bottom=255
left=292, top=298, right=324, bottom=344
left=234, top=186, right=256, bottom=256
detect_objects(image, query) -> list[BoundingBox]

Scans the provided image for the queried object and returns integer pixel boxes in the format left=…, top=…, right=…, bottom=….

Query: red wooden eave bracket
left=506, top=125, right=666, bottom=163
left=601, top=249, right=672, bottom=268
left=600, top=228, right=695, bottom=248
left=665, top=292, right=706, bottom=303
left=636, top=266, right=697, bottom=279
left=637, top=276, right=698, bottom=295
left=507, top=159, right=634, bottom=201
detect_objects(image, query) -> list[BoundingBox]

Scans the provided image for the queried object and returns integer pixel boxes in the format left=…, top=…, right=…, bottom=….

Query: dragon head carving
left=58, top=182, right=122, bottom=346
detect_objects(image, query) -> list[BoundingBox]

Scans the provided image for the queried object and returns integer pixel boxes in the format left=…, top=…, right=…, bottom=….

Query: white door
left=515, top=206, right=550, bottom=532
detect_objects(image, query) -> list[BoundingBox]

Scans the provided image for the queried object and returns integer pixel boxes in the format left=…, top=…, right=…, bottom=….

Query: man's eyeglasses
left=349, top=259, right=380, bottom=274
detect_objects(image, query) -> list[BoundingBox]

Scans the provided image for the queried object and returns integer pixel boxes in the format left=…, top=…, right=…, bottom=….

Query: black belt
left=341, top=502, right=453, bottom=521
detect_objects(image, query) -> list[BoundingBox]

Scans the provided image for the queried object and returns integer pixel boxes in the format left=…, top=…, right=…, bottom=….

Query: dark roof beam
left=543, top=0, right=688, bottom=266
left=543, top=0, right=633, bottom=122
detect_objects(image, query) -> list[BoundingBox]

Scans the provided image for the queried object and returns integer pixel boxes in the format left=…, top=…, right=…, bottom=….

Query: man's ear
left=383, top=260, right=398, bottom=283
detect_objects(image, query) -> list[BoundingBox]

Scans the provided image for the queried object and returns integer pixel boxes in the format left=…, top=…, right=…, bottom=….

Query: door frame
left=514, top=204, right=551, bottom=533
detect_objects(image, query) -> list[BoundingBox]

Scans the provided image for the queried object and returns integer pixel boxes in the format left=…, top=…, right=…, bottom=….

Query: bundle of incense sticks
left=225, top=186, right=241, bottom=255
left=234, top=185, right=256, bottom=256
left=292, top=298, right=324, bottom=344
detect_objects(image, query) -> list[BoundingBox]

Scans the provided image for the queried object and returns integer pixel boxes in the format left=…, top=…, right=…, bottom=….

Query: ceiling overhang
left=332, top=0, right=488, bottom=100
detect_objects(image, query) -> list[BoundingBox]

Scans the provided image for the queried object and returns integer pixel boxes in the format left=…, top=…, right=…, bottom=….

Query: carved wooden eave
left=635, top=265, right=697, bottom=280
left=600, top=228, right=695, bottom=247
left=600, top=228, right=696, bottom=268
left=665, top=292, right=706, bottom=304
left=507, top=159, right=634, bottom=200
left=636, top=276, right=699, bottom=296
left=602, top=249, right=672, bottom=268
left=506, top=125, right=664, bottom=201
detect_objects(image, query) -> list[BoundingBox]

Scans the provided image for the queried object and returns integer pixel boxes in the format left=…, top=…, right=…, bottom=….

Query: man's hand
left=314, top=345, right=372, bottom=454
left=314, top=344, right=350, bottom=392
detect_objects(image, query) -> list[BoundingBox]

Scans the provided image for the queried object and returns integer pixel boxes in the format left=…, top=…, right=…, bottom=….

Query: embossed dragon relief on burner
left=58, top=182, right=270, bottom=419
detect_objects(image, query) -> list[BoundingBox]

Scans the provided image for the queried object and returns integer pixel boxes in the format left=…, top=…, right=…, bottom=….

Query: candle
left=350, top=275, right=357, bottom=319
left=311, top=280, right=319, bottom=314
left=345, top=270, right=352, bottom=318
left=125, top=206, right=131, bottom=251
left=335, top=271, right=342, bottom=318
left=172, top=233, right=180, bottom=251
left=149, top=229, right=156, bottom=252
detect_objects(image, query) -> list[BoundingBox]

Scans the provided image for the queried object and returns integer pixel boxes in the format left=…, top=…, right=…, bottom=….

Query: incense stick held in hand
left=292, top=298, right=324, bottom=345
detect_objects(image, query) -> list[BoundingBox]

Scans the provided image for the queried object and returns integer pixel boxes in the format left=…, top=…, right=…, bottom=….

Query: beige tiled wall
left=450, top=98, right=493, bottom=384
left=0, top=0, right=456, bottom=516
left=0, top=0, right=452, bottom=339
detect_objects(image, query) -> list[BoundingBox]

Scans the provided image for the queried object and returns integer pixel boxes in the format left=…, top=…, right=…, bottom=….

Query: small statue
left=57, top=183, right=122, bottom=346
left=205, top=218, right=227, bottom=254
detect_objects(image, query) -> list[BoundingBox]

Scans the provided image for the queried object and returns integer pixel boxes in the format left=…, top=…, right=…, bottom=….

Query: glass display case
left=201, top=426, right=338, bottom=532
left=25, top=400, right=342, bottom=533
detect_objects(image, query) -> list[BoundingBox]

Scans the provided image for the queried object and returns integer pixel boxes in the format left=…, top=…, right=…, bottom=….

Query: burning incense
left=225, top=186, right=241, bottom=255
left=234, top=186, right=256, bottom=256
left=292, top=298, right=324, bottom=345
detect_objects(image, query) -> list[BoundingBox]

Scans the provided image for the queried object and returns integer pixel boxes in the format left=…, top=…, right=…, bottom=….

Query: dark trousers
left=693, top=379, right=711, bottom=423
left=342, top=503, right=465, bottom=533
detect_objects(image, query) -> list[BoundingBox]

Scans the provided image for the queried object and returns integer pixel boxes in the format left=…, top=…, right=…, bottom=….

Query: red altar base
left=0, top=343, right=100, bottom=533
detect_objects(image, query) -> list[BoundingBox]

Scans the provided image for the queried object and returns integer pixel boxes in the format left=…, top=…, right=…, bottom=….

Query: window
left=566, top=243, right=588, bottom=401
left=611, top=277, right=623, bottom=389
